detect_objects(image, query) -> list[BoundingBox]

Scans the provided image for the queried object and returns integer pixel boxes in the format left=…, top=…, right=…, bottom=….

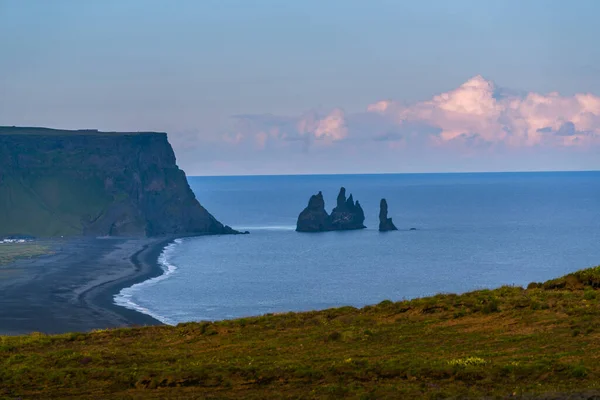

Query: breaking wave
left=113, top=238, right=183, bottom=325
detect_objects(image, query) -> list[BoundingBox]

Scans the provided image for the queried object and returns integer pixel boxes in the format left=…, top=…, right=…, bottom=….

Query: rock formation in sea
left=296, top=187, right=366, bottom=232
left=295, top=191, right=332, bottom=232
left=329, top=187, right=366, bottom=230
left=378, top=198, right=398, bottom=232
left=0, top=126, right=243, bottom=237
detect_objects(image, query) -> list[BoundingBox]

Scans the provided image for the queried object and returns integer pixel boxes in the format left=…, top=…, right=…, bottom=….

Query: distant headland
left=0, top=126, right=243, bottom=237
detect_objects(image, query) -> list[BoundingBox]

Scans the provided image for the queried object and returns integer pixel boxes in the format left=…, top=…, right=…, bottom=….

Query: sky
left=1, top=0, right=600, bottom=175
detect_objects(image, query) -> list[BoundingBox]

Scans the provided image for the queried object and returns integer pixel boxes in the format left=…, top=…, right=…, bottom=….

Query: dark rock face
left=378, top=198, right=398, bottom=232
left=330, top=188, right=366, bottom=230
left=295, top=191, right=332, bottom=232
left=0, top=126, right=242, bottom=237
left=296, top=187, right=366, bottom=232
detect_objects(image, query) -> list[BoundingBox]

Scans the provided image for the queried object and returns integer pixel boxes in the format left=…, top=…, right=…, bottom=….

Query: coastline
left=0, top=236, right=175, bottom=335
left=77, top=236, right=177, bottom=330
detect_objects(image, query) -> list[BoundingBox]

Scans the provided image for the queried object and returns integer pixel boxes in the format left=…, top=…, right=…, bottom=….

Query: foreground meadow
left=3, top=267, right=600, bottom=399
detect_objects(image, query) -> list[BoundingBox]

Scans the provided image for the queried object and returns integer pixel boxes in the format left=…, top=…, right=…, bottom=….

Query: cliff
left=296, top=187, right=366, bottom=232
left=378, top=198, right=398, bottom=232
left=0, top=126, right=240, bottom=237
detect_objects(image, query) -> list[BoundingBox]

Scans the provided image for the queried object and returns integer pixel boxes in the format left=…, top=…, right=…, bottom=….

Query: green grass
left=0, top=243, right=50, bottom=266
left=3, top=266, right=600, bottom=399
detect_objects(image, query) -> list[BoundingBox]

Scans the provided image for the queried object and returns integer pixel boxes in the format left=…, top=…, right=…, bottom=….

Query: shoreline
left=77, top=236, right=176, bottom=330
left=0, top=236, right=175, bottom=335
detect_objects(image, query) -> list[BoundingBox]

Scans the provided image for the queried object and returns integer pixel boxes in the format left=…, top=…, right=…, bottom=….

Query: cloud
left=313, top=109, right=348, bottom=141
left=225, top=109, right=348, bottom=150
left=556, top=121, right=577, bottom=136
left=368, top=75, right=600, bottom=148
left=221, top=75, right=600, bottom=153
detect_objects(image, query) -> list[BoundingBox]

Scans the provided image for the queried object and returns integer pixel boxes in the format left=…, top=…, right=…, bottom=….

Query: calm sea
left=115, top=172, right=600, bottom=325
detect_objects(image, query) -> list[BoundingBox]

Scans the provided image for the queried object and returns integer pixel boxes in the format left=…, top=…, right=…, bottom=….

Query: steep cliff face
left=0, top=126, right=239, bottom=237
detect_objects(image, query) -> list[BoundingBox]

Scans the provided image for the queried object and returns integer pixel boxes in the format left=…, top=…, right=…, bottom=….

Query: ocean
left=115, top=172, right=600, bottom=325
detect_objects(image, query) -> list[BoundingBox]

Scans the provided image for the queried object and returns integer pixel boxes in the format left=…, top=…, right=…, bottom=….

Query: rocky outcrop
left=378, top=198, right=398, bottom=232
left=330, top=187, right=366, bottom=230
left=296, top=187, right=366, bottom=232
left=0, top=126, right=243, bottom=237
left=295, top=191, right=332, bottom=232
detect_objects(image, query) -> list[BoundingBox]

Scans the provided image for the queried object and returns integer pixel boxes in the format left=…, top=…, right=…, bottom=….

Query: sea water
left=115, top=172, right=600, bottom=325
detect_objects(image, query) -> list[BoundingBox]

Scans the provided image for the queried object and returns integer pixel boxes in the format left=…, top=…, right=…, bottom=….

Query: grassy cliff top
left=3, top=266, right=600, bottom=399
left=0, top=126, right=166, bottom=136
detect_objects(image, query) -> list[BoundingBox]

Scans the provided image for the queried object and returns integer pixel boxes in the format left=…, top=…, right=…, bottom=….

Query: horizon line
left=190, top=169, right=600, bottom=178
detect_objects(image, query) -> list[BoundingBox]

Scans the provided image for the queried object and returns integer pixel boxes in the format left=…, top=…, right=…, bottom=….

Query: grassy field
left=0, top=243, right=50, bottom=266
left=3, top=267, right=600, bottom=399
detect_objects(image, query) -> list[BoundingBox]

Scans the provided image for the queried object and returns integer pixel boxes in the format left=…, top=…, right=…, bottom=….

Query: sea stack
left=378, top=198, right=398, bottom=232
left=296, top=191, right=332, bottom=232
left=296, top=187, right=366, bottom=232
left=329, top=187, right=366, bottom=230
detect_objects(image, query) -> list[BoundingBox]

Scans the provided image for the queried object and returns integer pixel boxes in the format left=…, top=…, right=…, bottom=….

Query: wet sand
left=0, top=237, right=174, bottom=335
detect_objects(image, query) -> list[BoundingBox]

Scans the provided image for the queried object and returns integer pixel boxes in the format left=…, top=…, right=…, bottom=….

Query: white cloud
left=226, top=109, right=348, bottom=150
left=222, top=76, right=600, bottom=153
left=369, top=75, right=600, bottom=148
left=313, top=109, right=348, bottom=141
left=293, top=108, right=348, bottom=142
left=367, top=100, right=391, bottom=113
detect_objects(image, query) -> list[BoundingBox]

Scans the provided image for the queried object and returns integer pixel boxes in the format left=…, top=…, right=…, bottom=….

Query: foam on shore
left=236, top=225, right=296, bottom=231
left=113, top=238, right=183, bottom=325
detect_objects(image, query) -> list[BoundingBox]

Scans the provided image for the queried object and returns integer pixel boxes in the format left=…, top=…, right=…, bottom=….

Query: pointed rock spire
left=296, top=191, right=331, bottom=232
left=330, top=187, right=365, bottom=230
left=379, top=198, right=398, bottom=232
left=336, top=187, right=347, bottom=208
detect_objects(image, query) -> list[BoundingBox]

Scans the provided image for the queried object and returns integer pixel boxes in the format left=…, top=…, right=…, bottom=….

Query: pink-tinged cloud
left=291, top=108, right=348, bottom=143
left=368, top=75, right=600, bottom=148
left=226, top=109, right=348, bottom=150
left=315, top=109, right=348, bottom=141
left=222, top=76, right=600, bottom=153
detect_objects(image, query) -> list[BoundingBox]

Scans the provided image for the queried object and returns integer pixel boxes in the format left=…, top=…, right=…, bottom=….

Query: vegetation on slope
left=3, top=267, right=600, bottom=399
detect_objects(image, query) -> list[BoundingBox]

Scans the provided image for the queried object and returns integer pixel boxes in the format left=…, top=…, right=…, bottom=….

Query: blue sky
left=1, top=0, right=600, bottom=174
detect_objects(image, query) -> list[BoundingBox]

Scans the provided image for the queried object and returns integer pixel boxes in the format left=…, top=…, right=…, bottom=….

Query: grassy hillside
left=3, top=267, right=600, bottom=399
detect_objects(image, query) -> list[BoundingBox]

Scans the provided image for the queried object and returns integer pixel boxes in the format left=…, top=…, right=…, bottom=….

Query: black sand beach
left=0, top=237, right=172, bottom=335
